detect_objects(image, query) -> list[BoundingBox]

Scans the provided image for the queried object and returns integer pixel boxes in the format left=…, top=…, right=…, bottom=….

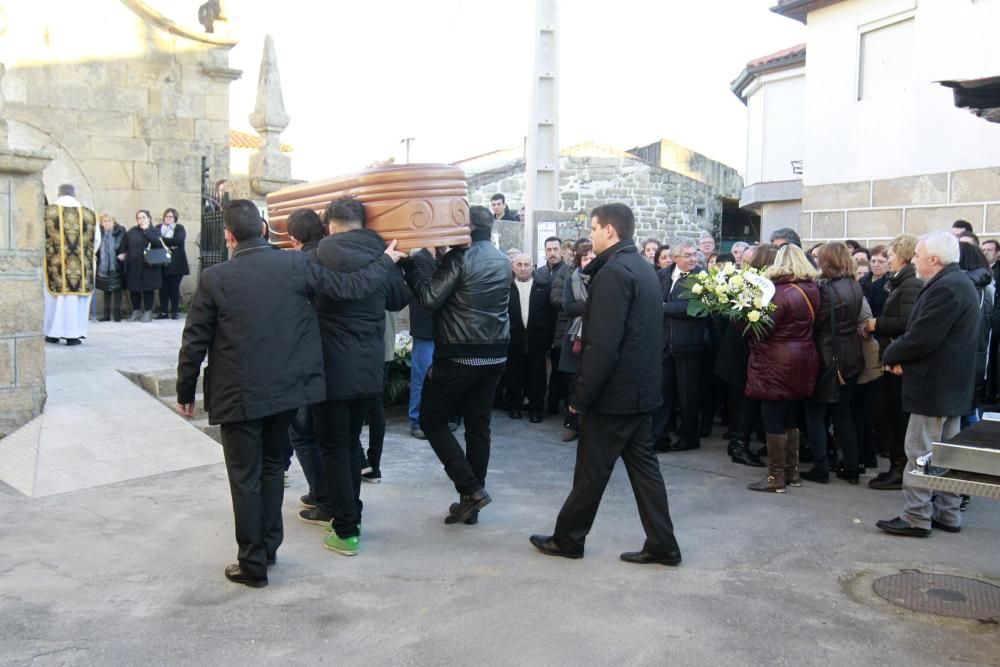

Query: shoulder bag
left=144, top=238, right=172, bottom=268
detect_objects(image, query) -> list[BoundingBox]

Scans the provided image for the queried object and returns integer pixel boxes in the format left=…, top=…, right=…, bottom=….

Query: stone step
left=121, top=368, right=202, bottom=398
left=190, top=418, right=222, bottom=445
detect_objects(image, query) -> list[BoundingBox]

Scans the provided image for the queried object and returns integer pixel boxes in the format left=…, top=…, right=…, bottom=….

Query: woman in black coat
left=801, top=241, right=865, bottom=484
left=95, top=213, right=126, bottom=321
left=120, top=209, right=163, bottom=322
left=713, top=244, right=778, bottom=467
left=557, top=239, right=594, bottom=441
left=157, top=207, right=190, bottom=319
left=864, top=234, right=921, bottom=489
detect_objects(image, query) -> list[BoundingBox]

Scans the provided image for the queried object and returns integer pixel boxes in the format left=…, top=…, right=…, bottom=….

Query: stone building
left=0, top=1, right=243, bottom=295
left=458, top=140, right=746, bottom=252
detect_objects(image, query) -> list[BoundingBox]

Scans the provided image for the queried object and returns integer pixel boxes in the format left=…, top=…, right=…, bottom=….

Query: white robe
left=43, top=195, right=98, bottom=340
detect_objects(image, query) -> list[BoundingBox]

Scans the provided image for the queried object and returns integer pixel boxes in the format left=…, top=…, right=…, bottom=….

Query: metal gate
left=199, top=156, right=227, bottom=269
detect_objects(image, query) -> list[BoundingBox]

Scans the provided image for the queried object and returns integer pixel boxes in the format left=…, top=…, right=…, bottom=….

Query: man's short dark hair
left=224, top=199, right=263, bottom=242
left=544, top=236, right=562, bottom=246
left=590, top=203, right=635, bottom=241
left=490, top=193, right=506, bottom=203
left=287, top=208, right=326, bottom=244
left=325, top=196, right=365, bottom=228
left=469, top=205, right=494, bottom=234
left=769, top=227, right=802, bottom=247
left=853, top=246, right=871, bottom=261
left=953, top=219, right=974, bottom=233
left=982, top=239, right=1000, bottom=253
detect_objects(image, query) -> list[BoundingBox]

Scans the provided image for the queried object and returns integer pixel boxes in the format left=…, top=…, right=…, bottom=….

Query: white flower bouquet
left=679, top=264, right=777, bottom=339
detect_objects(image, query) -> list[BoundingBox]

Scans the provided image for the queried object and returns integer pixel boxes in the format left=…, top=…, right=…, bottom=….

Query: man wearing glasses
left=652, top=242, right=706, bottom=452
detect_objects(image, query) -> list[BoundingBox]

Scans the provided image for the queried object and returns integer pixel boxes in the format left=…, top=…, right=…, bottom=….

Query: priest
left=44, top=184, right=98, bottom=345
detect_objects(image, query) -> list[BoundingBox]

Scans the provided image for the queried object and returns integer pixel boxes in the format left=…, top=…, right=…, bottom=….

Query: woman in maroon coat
left=746, top=244, right=820, bottom=493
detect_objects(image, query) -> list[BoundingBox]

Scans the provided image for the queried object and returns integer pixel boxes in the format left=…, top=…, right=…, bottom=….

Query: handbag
left=144, top=238, right=172, bottom=268
left=811, top=283, right=845, bottom=404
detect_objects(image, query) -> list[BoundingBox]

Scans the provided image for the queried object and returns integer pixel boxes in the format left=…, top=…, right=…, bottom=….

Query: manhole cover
left=873, top=570, right=1000, bottom=621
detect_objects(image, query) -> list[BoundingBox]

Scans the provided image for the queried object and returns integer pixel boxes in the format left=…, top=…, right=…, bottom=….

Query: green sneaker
left=324, top=521, right=361, bottom=536
left=323, top=532, right=359, bottom=556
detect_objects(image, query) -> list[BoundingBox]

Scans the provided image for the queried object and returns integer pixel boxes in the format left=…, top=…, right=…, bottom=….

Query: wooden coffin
left=265, top=163, right=471, bottom=251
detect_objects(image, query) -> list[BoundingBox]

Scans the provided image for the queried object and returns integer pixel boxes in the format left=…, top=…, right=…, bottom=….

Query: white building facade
left=751, top=0, right=1000, bottom=246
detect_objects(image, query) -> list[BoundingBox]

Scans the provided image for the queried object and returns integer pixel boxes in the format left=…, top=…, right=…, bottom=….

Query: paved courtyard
left=0, top=321, right=998, bottom=665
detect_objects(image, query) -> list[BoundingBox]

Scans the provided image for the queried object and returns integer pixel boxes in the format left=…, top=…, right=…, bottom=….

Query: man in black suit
left=530, top=203, right=681, bottom=565
left=877, top=231, right=981, bottom=538
left=176, top=200, right=403, bottom=587
left=507, top=252, right=553, bottom=423
left=653, top=242, right=706, bottom=452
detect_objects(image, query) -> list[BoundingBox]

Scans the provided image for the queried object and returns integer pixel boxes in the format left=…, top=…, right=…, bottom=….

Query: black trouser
left=699, top=346, right=719, bottom=430
left=506, top=351, right=546, bottom=413
left=804, top=376, right=858, bottom=472
left=760, top=399, right=800, bottom=434
left=160, top=273, right=183, bottom=315
left=881, top=373, right=910, bottom=470
left=102, top=290, right=122, bottom=320
left=365, top=363, right=389, bottom=472
left=312, top=397, right=374, bottom=539
left=547, top=347, right=568, bottom=413
left=653, top=354, right=702, bottom=446
left=553, top=413, right=680, bottom=556
left=129, top=290, right=155, bottom=311
left=419, top=359, right=505, bottom=495
left=219, top=409, right=294, bottom=579
left=728, top=384, right=759, bottom=440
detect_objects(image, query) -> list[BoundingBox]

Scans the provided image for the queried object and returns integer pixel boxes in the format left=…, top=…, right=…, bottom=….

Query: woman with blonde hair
left=744, top=243, right=821, bottom=492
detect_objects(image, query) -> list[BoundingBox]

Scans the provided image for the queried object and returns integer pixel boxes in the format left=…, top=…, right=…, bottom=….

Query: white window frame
left=856, top=11, right=917, bottom=102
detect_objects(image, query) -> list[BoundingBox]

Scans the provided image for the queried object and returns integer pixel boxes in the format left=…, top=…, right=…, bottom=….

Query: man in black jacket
left=298, top=197, right=409, bottom=557
left=507, top=253, right=553, bottom=422
left=530, top=203, right=681, bottom=565
left=402, top=205, right=510, bottom=524
left=877, top=231, right=980, bottom=538
left=534, top=236, right=567, bottom=415
left=653, top=242, right=706, bottom=452
left=176, top=200, right=402, bottom=587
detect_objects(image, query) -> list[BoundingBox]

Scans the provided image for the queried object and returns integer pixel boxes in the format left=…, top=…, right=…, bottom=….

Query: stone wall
left=799, top=168, right=1000, bottom=248
left=468, top=155, right=721, bottom=247
left=0, top=149, right=50, bottom=437
left=1, top=1, right=239, bottom=298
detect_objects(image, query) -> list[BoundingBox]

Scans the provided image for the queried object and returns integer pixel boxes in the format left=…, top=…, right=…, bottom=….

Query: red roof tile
left=746, top=43, right=806, bottom=70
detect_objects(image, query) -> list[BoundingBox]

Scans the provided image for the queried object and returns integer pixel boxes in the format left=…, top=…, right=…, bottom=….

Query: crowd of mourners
left=171, top=191, right=986, bottom=588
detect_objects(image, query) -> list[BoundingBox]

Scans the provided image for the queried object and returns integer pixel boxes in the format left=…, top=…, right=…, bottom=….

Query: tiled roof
left=229, top=129, right=292, bottom=153
left=770, top=0, right=846, bottom=23
left=730, top=43, right=806, bottom=103
left=746, top=43, right=806, bottom=70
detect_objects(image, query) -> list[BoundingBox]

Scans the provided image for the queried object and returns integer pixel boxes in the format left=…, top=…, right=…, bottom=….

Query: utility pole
left=400, top=137, right=415, bottom=164
left=523, top=0, right=559, bottom=265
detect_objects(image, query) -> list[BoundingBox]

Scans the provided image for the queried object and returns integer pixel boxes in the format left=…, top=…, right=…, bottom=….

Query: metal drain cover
left=873, top=569, right=1000, bottom=621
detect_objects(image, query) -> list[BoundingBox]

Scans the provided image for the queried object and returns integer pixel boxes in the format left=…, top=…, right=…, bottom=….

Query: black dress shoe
left=868, top=470, right=902, bottom=490
left=529, top=534, right=583, bottom=559
left=660, top=440, right=700, bottom=452
left=448, top=488, right=490, bottom=523
left=156, top=312, right=169, bottom=320
left=875, top=517, right=930, bottom=538
left=931, top=519, right=961, bottom=533
left=800, top=467, right=829, bottom=484
left=836, top=468, right=860, bottom=485
left=508, top=410, right=522, bottom=420
left=444, top=508, right=478, bottom=525
left=64, top=338, right=82, bottom=346
left=44, top=336, right=60, bottom=344
left=529, top=412, right=542, bottom=423
left=171, top=313, right=180, bottom=320
left=224, top=563, right=268, bottom=587
left=620, top=549, right=682, bottom=566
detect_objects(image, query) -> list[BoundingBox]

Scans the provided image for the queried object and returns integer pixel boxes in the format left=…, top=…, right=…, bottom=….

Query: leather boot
left=731, top=437, right=765, bottom=467
left=784, top=428, right=802, bottom=487
left=748, top=434, right=787, bottom=493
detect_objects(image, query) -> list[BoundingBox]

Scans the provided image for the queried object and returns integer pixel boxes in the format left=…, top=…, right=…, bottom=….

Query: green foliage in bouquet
left=678, top=264, right=777, bottom=340
left=384, top=333, right=413, bottom=406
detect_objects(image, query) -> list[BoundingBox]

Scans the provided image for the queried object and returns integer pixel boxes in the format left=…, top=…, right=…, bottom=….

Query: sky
left=226, top=0, right=805, bottom=181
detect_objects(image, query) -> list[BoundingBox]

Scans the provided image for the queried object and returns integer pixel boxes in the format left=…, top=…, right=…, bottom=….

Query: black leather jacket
left=405, top=237, right=511, bottom=359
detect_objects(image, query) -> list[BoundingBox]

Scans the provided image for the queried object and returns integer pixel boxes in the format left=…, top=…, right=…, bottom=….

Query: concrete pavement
left=0, top=321, right=998, bottom=665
